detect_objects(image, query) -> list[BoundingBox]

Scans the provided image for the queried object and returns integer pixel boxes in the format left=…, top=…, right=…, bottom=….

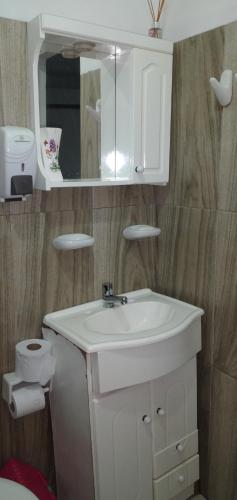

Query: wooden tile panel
left=41, top=209, right=94, bottom=315
left=208, top=369, right=237, bottom=500
left=0, top=213, right=45, bottom=373
left=213, top=211, right=237, bottom=378
left=217, top=22, right=237, bottom=212
left=93, top=204, right=158, bottom=299
left=0, top=213, right=55, bottom=479
left=170, top=29, right=223, bottom=209
left=0, top=18, right=29, bottom=127
left=156, top=205, right=216, bottom=369
left=92, top=184, right=169, bottom=209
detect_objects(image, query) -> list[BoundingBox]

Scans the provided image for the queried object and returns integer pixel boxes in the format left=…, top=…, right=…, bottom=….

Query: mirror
left=38, top=39, right=116, bottom=180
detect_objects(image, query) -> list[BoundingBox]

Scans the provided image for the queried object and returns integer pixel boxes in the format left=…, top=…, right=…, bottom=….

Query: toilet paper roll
left=9, top=384, right=45, bottom=419
left=15, top=339, right=56, bottom=386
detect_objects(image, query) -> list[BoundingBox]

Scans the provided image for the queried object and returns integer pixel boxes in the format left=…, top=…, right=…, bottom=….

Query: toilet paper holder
left=2, top=338, right=56, bottom=418
left=2, top=372, right=51, bottom=406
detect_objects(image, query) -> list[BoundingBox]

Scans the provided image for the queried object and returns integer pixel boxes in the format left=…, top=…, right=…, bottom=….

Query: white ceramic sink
left=84, top=301, right=175, bottom=335
left=43, top=289, right=204, bottom=353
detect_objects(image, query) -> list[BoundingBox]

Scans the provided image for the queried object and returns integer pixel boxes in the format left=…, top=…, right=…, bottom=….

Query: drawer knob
left=176, top=443, right=184, bottom=453
left=135, top=165, right=144, bottom=174
left=142, top=415, right=151, bottom=424
left=157, top=408, right=166, bottom=416
left=178, top=475, right=185, bottom=484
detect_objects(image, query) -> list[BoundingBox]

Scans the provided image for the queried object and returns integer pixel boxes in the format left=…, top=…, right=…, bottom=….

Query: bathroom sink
left=43, top=289, right=204, bottom=353
left=84, top=301, right=175, bottom=335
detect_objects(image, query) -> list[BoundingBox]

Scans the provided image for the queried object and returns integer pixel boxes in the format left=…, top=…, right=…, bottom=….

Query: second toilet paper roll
left=9, top=384, right=45, bottom=419
left=15, top=339, right=56, bottom=386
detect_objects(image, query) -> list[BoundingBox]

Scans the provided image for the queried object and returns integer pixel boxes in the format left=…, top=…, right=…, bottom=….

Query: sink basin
left=84, top=301, right=175, bottom=335
left=43, top=289, right=204, bottom=353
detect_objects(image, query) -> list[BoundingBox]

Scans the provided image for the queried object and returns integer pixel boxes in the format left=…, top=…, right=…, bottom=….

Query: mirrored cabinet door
left=38, top=42, right=116, bottom=181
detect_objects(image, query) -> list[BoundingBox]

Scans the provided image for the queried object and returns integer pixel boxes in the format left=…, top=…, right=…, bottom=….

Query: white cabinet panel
left=43, top=330, right=95, bottom=500
left=92, top=319, right=201, bottom=394
left=151, top=359, right=197, bottom=457
left=132, top=49, right=172, bottom=183
left=92, top=383, right=153, bottom=500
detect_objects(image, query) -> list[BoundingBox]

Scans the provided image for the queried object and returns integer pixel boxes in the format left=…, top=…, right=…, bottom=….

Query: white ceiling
left=0, top=0, right=237, bottom=41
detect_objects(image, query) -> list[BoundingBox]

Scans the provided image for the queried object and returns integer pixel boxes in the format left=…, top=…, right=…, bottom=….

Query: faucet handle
left=102, top=282, right=113, bottom=297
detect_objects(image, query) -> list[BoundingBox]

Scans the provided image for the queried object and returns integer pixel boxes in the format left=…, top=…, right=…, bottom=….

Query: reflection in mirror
left=38, top=42, right=116, bottom=180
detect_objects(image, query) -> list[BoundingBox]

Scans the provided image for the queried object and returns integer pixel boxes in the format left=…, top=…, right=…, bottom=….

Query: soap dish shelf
left=52, top=234, right=95, bottom=250
left=122, top=225, right=161, bottom=240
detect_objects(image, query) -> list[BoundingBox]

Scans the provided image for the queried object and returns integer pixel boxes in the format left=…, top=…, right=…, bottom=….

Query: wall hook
left=209, top=70, right=233, bottom=107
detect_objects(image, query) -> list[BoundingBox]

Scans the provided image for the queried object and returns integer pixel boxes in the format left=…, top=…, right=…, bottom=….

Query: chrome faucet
left=102, top=282, right=128, bottom=308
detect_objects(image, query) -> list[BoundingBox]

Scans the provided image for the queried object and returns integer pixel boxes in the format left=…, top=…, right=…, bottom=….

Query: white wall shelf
left=122, top=225, right=161, bottom=240
left=52, top=233, right=95, bottom=250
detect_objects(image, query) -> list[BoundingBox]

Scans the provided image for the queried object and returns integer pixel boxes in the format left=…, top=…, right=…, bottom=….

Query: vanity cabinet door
left=132, top=48, right=172, bottom=184
left=92, top=382, right=153, bottom=500
left=151, top=358, right=198, bottom=478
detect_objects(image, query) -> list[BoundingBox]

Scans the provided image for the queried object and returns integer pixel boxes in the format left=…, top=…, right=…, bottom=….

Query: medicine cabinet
left=28, top=15, right=173, bottom=190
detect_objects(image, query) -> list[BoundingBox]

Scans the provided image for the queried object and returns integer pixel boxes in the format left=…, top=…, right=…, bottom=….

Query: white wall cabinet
left=28, top=14, right=173, bottom=189
left=44, top=329, right=199, bottom=500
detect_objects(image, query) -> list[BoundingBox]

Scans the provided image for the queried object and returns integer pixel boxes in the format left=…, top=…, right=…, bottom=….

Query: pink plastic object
left=0, top=458, right=56, bottom=500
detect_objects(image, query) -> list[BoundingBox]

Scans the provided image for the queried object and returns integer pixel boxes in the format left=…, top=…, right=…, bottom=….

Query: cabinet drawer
left=153, top=454, right=199, bottom=500
left=153, top=430, right=198, bottom=479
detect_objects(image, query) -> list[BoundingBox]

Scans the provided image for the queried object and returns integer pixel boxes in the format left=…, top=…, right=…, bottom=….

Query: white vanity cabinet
left=43, top=329, right=200, bottom=500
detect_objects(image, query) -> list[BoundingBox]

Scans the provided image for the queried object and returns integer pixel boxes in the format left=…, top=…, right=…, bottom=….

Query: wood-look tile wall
left=157, top=20, right=237, bottom=500
left=0, top=18, right=162, bottom=484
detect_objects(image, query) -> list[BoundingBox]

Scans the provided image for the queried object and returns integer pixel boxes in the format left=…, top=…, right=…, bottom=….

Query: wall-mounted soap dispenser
left=0, top=126, right=36, bottom=201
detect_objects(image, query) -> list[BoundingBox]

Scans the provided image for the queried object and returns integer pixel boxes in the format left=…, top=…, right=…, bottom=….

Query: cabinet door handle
left=135, top=165, right=144, bottom=173
left=178, top=475, right=185, bottom=484
left=142, top=415, right=151, bottom=424
left=157, top=408, right=166, bottom=416
left=176, top=443, right=184, bottom=453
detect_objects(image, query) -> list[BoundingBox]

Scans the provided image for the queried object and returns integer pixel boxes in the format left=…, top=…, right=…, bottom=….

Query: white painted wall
left=0, top=0, right=150, bottom=36
left=0, top=0, right=237, bottom=41
left=162, top=0, right=237, bottom=41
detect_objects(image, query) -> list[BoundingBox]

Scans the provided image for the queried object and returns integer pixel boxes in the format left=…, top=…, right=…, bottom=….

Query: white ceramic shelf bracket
left=52, top=234, right=95, bottom=250
left=209, top=69, right=233, bottom=107
left=122, top=225, right=161, bottom=240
